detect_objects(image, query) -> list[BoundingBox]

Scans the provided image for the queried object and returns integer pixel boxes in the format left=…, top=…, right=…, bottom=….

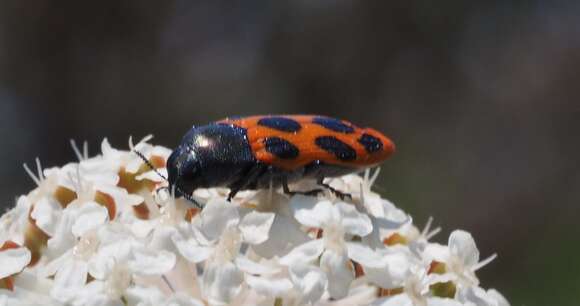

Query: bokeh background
left=1, top=1, right=578, bottom=305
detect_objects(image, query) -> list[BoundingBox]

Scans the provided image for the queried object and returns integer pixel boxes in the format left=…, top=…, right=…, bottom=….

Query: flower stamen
left=472, top=253, right=498, bottom=272
left=23, top=158, right=44, bottom=186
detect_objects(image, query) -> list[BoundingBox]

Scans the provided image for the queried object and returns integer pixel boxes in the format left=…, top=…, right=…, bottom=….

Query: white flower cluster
left=0, top=137, right=510, bottom=306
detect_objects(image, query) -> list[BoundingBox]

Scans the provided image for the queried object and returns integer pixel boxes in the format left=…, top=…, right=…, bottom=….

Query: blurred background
left=0, top=1, right=578, bottom=304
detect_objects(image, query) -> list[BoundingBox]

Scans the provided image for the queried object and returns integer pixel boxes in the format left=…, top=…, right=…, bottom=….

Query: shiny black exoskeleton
left=166, top=123, right=352, bottom=207
left=167, top=124, right=255, bottom=200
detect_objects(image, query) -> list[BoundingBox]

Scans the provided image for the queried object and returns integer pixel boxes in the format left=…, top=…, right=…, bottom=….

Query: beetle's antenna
left=133, top=149, right=168, bottom=181
left=183, top=193, right=202, bottom=208
left=172, top=178, right=203, bottom=209
left=133, top=149, right=202, bottom=209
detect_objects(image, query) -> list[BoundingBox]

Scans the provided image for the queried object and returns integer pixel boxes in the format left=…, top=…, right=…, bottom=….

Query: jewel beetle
left=139, top=115, right=395, bottom=207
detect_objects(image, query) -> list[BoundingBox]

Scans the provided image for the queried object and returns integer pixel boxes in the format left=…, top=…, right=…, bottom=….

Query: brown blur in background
left=0, top=1, right=578, bottom=305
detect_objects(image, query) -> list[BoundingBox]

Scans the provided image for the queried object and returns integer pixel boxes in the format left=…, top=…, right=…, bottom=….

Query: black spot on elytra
left=312, top=117, right=355, bottom=133
left=358, top=133, right=383, bottom=153
left=258, top=117, right=301, bottom=133
left=264, top=137, right=299, bottom=159
left=315, top=136, right=356, bottom=161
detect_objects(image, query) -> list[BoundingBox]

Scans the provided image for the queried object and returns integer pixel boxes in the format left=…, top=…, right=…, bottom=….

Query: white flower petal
left=423, top=243, right=450, bottom=263
left=125, top=144, right=153, bottom=173
left=99, top=185, right=144, bottom=207
left=362, top=218, right=389, bottom=249
left=11, top=270, right=53, bottom=296
left=239, top=211, right=275, bottom=244
left=0, top=196, right=31, bottom=246
left=46, top=212, right=77, bottom=257
left=427, top=297, right=464, bottom=306
left=289, top=263, right=327, bottom=304
left=136, top=169, right=169, bottom=183
left=163, top=292, right=205, bottom=306
left=203, top=261, right=244, bottom=305
left=291, top=196, right=332, bottom=228
left=449, top=230, right=480, bottom=267
left=100, top=138, right=115, bottom=157
left=457, top=286, right=508, bottom=306
left=70, top=280, right=125, bottom=306
left=130, top=219, right=158, bottom=239
left=251, top=214, right=309, bottom=258
left=370, top=294, right=413, bottom=306
left=235, top=256, right=280, bottom=275
left=0, top=247, right=31, bottom=278
left=125, top=285, right=166, bottom=306
left=364, top=250, right=411, bottom=289
left=0, top=286, right=62, bottom=306
left=51, top=259, right=88, bottom=302
left=487, top=289, right=511, bottom=306
left=149, top=225, right=178, bottom=253
left=71, top=202, right=109, bottom=238
left=246, top=274, right=293, bottom=297
left=88, top=238, right=138, bottom=280
left=171, top=231, right=213, bottom=263
left=41, top=250, right=72, bottom=278
left=152, top=146, right=172, bottom=158
left=372, top=197, right=410, bottom=225
left=326, top=284, right=378, bottom=306
left=280, top=239, right=324, bottom=266
left=128, top=249, right=176, bottom=275
left=198, top=199, right=239, bottom=241
left=336, top=202, right=373, bottom=237
left=78, top=164, right=119, bottom=187
left=30, top=197, right=62, bottom=237
left=320, top=249, right=354, bottom=299
left=346, top=242, right=387, bottom=268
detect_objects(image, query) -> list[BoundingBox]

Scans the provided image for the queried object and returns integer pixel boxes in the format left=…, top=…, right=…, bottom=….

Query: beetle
left=138, top=115, right=395, bottom=208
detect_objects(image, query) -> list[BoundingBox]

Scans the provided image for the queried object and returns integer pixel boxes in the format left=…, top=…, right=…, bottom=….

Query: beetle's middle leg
left=227, top=164, right=267, bottom=201
left=281, top=176, right=324, bottom=197
left=316, top=177, right=352, bottom=200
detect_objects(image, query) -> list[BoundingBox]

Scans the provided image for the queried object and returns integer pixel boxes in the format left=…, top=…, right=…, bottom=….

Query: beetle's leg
left=172, top=184, right=203, bottom=209
left=170, top=179, right=204, bottom=209
left=183, top=192, right=203, bottom=208
left=317, top=177, right=352, bottom=200
left=282, top=177, right=324, bottom=197
left=227, top=164, right=267, bottom=201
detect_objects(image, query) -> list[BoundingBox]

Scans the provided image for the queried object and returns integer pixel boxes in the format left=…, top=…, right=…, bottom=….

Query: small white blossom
left=0, top=247, right=31, bottom=279
left=244, top=190, right=309, bottom=259
left=0, top=137, right=509, bottom=306
left=457, top=286, right=510, bottom=306
left=282, top=196, right=374, bottom=299
left=424, top=230, right=497, bottom=287
left=0, top=196, right=32, bottom=246
left=172, top=199, right=275, bottom=305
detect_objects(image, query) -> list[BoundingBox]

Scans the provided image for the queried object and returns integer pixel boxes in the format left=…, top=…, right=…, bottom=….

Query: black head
left=166, top=144, right=202, bottom=199
left=166, top=123, right=256, bottom=202
left=132, top=148, right=200, bottom=207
